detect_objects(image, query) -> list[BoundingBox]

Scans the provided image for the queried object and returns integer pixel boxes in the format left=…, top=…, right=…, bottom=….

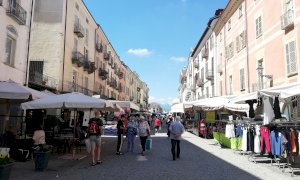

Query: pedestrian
left=137, top=116, right=150, bottom=156
left=167, top=117, right=173, bottom=137
left=154, top=116, right=161, bottom=133
left=169, top=116, right=185, bottom=161
left=88, top=111, right=103, bottom=166
left=116, top=115, right=126, bottom=155
left=126, top=115, right=137, bottom=152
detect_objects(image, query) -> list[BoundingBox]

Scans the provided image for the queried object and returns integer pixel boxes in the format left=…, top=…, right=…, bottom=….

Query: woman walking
left=126, top=115, right=137, bottom=152
left=137, top=116, right=150, bottom=156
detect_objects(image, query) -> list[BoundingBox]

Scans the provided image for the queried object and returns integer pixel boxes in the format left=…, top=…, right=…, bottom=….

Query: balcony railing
left=118, top=71, right=124, bottom=79
left=74, top=22, right=85, bottom=38
left=95, top=42, right=103, bottom=53
left=202, top=48, right=208, bottom=59
left=72, top=51, right=84, bottom=67
left=65, top=81, right=95, bottom=96
left=281, top=10, right=294, bottom=30
left=98, top=68, right=108, bottom=78
left=29, top=71, right=57, bottom=89
left=0, top=0, right=3, bottom=6
left=6, top=1, right=27, bottom=25
left=205, top=70, right=214, bottom=80
left=104, top=53, right=110, bottom=61
left=217, top=64, right=223, bottom=73
left=83, top=60, right=96, bottom=74
left=197, top=78, right=204, bottom=87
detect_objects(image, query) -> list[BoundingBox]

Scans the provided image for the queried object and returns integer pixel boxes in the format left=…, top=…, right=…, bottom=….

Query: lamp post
left=256, top=67, right=273, bottom=89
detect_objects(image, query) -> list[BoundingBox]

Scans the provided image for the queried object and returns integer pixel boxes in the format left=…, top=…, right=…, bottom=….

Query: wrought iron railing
left=28, top=71, right=57, bottom=89
left=72, top=51, right=84, bottom=67
left=6, top=1, right=27, bottom=25
left=74, top=22, right=84, bottom=38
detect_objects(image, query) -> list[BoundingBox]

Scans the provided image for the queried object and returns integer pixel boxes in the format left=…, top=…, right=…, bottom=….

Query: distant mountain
left=161, top=103, right=171, bottom=112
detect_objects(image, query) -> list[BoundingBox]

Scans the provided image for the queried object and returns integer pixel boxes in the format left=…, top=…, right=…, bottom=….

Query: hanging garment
left=273, top=96, right=282, bottom=119
left=263, top=97, right=275, bottom=125
left=199, top=122, right=207, bottom=135
left=270, top=131, right=284, bottom=156
left=235, top=125, right=243, bottom=137
left=246, top=100, right=255, bottom=118
left=290, top=129, right=297, bottom=154
left=260, top=126, right=271, bottom=154
left=254, top=125, right=261, bottom=153
left=242, top=128, right=248, bottom=151
left=225, top=124, right=235, bottom=138
left=298, top=131, right=300, bottom=156
left=247, top=128, right=255, bottom=152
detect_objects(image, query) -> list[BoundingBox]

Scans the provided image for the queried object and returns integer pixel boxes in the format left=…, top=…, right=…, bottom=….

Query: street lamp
left=256, top=67, right=273, bottom=88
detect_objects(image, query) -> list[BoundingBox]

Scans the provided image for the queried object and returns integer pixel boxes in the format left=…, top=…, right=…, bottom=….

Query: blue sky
left=84, top=0, right=228, bottom=108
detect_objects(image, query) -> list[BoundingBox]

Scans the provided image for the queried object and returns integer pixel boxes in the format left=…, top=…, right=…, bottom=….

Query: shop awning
left=108, top=100, right=140, bottom=111
left=229, top=92, right=258, bottom=104
left=193, top=96, right=236, bottom=111
left=170, top=103, right=184, bottom=113
left=259, top=82, right=300, bottom=101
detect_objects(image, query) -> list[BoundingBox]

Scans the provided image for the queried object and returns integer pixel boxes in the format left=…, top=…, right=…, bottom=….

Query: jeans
left=140, top=136, right=147, bottom=151
left=171, top=139, right=180, bottom=159
left=117, top=134, right=123, bottom=152
left=127, top=134, right=135, bottom=152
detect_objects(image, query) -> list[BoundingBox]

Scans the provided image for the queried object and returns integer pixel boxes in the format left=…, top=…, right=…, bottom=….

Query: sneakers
left=116, top=152, right=124, bottom=155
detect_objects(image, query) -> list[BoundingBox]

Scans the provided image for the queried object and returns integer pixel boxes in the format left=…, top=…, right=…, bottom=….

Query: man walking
left=88, top=111, right=103, bottom=166
left=169, top=116, right=185, bottom=161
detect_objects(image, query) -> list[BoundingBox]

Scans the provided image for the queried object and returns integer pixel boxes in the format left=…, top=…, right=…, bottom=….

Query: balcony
left=72, top=51, right=84, bottom=67
left=281, top=10, right=294, bottom=30
left=205, top=70, right=214, bottom=80
left=137, top=87, right=141, bottom=92
left=104, top=53, right=110, bottom=61
left=83, top=60, right=96, bottom=74
left=74, top=22, right=84, bottom=38
left=98, top=68, right=108, bottom=78
left=0, top=0, right=2, bottom=6
left=95, top=42, right=103, bottom=53
left=66, top=82, right=94, bottom=96
left=118, top=71, right=124, bottom=79
left=6, top=1, right=27, bottom=25
left=202, top=48, right=208, bottom=59
left=28, top=71, right=57, bottom=89
left=218, top=64, right=223, bottom=73
left=197, top=78, right=204, bottom=87
left=111, top=63, right=115, bottom=69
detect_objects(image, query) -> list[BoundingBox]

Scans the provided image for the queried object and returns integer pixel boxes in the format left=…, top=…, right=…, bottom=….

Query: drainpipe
left=224, top=23, right=227, bottom=95
left=61, top=0, right=68, bottom=92
left=94, top=27, right=97, bottom=95
left=245, top=0, right=250, bottom=93
left=24, top=0, right=34, bottom=86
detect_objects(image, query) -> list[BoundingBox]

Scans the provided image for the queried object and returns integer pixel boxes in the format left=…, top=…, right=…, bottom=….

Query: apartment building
left=215, top=0, right=300, bottom=96
left=179, top=0, right=300, bottom=103
left=27, top=0, right=148, bottom=106
left=0, top=0, right=33, bottom=84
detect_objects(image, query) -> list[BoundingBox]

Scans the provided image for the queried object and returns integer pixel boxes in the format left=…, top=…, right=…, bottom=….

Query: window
left=85, top=29, right=89, bottom=45
left=86, top=18, right=89, bottom=24
left=255, top=16, right=262, bottom=38
left=239, top=5, right=243, bottom=18
left=220, top=32, right=222, bottom=42
left=228, top=19, right=231, bottom=31
left=75, top=3, right=79, bottom=10
left=225, top=42, right=234, bottom=60
left=286, top=40, right=297, bottom=75
left=206, top=87, right=209, bottom=98
left=258, top=59, right=264, bottom=90
left=210, top=36, right=214, bottom=50
left=220, top=81, right=222, bottom=96
left=73, top=38, right=78, bottom=51
left=229, top=75, right=233, bottom=95
left=236, top=31, right=246, bottom=52
left=240, top=68, right=245, bottom=90
left=5, top=36, right=16, bottom=66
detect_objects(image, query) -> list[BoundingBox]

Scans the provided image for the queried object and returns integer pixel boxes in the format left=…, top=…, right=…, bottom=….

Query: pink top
left=33, top=130, right=46, bottom=145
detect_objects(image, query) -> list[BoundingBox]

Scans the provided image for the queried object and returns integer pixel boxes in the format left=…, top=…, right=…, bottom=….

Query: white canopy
left=0, top=81, right=31, bottom=100
left=108, top=100, right=140, bottom=111
left=170, top=103, right=184, bottom=113
left=21, top=92, right=108, bottom=109
left=259, top=82, right=300, bottom=101
left=22, top=86, right=52, bottom=100
left=193, top=96, right=236, bottom=111
left=229, top=92, right=258, bottom=104
left=224, top=103, right=249, bottom=113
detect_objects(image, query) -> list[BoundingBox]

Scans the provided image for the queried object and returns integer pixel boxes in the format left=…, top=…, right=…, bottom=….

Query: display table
left=213, top=132, right=242, bottom=150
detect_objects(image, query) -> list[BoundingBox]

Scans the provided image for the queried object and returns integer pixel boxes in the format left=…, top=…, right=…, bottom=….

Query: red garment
left=199, top=123, right=206, bottom=135
left=260, top=126, right=271, bottom=153
left=154, top=118, right=161, bottom=126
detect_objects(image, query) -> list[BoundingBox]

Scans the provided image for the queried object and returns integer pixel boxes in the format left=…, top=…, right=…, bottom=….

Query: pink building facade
left=215, top=0, right=300, bottom=96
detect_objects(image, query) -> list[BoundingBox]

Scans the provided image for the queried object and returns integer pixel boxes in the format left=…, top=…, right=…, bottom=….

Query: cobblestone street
left=9, top=125, right=298, bottom=180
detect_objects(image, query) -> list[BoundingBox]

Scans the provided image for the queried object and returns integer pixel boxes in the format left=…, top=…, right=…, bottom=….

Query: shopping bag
left=146, top=138, right=152, bottom=150
left=85, top=139, right=91, bottom=153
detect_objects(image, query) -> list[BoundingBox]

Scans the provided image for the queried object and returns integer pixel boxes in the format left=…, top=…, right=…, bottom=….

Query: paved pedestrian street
left=10, top=126, right=297, bottom=180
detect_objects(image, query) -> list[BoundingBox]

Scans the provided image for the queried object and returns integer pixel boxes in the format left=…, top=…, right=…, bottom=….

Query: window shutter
left=289, top=41, right=297, bottom=73
left=236, top=36, right=240, bottom=52
left=286, top=43, right=291, bottom=74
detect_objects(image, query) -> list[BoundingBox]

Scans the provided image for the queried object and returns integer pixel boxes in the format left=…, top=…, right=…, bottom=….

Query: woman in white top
left=137, top=116, right=150, bottom=156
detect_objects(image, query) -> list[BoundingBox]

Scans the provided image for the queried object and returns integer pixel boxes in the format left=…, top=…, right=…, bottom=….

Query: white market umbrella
left=170, top=103, right=184, bottom=113
left=21, top=92, right=107, bottom=110
left=0, top=81, right=31, bottom=100
left=108, top=100, right=140, bottom=111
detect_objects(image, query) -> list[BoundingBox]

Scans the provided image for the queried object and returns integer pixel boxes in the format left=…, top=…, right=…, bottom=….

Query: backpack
left=89, top=120, right=100, bottom=135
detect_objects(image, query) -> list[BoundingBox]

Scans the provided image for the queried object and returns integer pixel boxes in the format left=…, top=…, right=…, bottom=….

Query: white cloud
left=149, top=96, right=175, bottom=105
left=170, top=56, right=186, bottom=63
left=127, top=48, right=152, bottom=56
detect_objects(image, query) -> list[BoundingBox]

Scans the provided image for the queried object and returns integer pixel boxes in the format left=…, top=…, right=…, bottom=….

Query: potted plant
left=34, top=145, right=52, bottom=171
left=0, top=148, right=14, bottom=180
